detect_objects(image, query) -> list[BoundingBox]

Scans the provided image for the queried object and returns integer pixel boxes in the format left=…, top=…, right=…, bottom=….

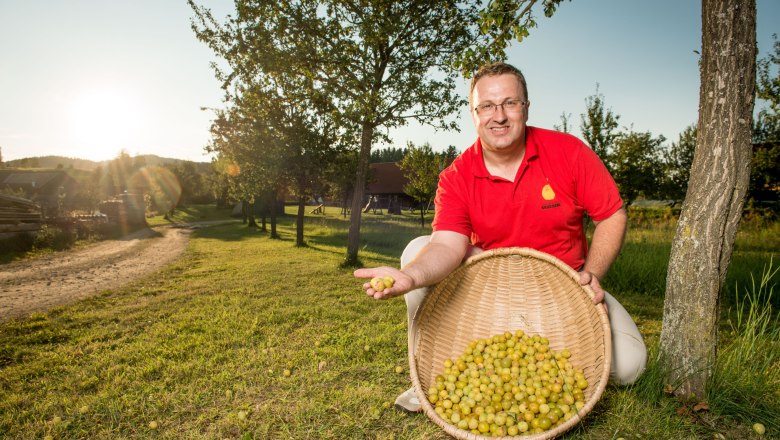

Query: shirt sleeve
left=431, top=166, right=473, bottom=237
left=573, top=145, right=624, bottom=221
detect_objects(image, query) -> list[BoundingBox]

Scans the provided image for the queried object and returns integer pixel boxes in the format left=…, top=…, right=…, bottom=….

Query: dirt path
left=0, top=220, right=236, bottom=323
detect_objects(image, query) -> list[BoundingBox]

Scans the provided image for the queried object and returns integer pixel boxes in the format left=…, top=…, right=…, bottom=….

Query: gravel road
left=0, top=220, right=235, bottom=322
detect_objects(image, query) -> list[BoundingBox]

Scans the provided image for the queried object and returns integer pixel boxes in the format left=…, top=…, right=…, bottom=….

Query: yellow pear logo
left=542, top=183, right=556, bottom=201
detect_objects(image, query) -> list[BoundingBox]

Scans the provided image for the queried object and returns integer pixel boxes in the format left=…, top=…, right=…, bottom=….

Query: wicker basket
left=409, top=247, right=611, bottom=440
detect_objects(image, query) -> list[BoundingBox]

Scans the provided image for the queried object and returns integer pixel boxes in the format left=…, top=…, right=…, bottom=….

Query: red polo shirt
left=432, top=126, right=623, bottom=270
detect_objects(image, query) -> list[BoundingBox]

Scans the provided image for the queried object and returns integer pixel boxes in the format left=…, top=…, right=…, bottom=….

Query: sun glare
left=66, top=86, right=144, bottom=160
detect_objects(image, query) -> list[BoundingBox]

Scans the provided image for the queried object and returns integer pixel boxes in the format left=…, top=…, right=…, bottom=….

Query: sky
left=0, top=1, right=778, bottom=164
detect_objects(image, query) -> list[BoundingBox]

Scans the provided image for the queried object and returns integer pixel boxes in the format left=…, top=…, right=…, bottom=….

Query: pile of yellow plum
left=426, top=330, right=589, bottom=437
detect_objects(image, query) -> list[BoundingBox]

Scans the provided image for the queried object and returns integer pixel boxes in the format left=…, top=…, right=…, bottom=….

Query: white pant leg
left=401, top=236, right=432, bottom=357
left=603, top=291, right=647, bottom=385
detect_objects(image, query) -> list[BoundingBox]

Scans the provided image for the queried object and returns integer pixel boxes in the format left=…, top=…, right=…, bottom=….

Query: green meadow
left=0, top=206, right=777, bottom=439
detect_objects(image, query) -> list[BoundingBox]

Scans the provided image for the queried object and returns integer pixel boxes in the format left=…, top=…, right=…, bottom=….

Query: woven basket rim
left=408, top=247, right=612, bottom=440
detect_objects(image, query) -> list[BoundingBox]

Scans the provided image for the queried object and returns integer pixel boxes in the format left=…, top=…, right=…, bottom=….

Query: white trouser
left=401, top=236, right=647, bottom=386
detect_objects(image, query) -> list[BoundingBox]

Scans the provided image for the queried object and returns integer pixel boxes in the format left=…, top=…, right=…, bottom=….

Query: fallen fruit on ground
left=148, top=420, right=158, bottom=429
left=753, top=423, right=766, bottom=435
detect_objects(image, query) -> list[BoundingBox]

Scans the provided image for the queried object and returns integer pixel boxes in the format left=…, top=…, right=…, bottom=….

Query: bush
left=0, top=232, right=36, bottom=254
left=33, top=225, right=76, bottom=251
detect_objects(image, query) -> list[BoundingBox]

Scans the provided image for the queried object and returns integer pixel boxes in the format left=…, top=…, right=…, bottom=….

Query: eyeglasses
left=473, top=99, right=528, bottom=117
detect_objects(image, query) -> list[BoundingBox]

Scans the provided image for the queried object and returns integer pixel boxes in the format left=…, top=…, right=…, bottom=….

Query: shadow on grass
left=191, top=222, right=296, bottom=243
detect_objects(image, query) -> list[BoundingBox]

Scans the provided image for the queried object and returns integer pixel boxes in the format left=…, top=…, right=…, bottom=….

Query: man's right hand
left=354, top=266, right=415, bottom=300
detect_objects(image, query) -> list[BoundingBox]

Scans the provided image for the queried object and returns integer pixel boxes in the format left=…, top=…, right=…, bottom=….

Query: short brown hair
left=469, top=62, right=528, bottom=105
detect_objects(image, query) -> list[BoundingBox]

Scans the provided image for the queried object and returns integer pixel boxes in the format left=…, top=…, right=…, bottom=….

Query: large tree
left=205, top=91, right=286, bottom=236
left=191, top=1, right=472, bottom=264
left=659, top=0, right=756, bottom=398
left=190, top=0, right=568, bottom=266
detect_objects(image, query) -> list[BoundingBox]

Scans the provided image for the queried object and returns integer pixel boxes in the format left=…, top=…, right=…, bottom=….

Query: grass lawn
left=145, top=204, right=235, bottom=227
left=0, top=206, right=777, bottom=439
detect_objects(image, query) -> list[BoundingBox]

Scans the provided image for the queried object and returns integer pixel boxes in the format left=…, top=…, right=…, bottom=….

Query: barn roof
left=2, top=171, right=70, bottom=188
left=366, top=162, right=409, bottom=195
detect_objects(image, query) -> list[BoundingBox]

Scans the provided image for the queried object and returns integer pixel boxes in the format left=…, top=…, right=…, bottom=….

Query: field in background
left=0, top=205, right=777, bottom=439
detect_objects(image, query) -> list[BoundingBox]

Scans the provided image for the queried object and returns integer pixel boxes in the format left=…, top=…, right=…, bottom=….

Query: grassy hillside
left=4, top=155, right=211, bottom=172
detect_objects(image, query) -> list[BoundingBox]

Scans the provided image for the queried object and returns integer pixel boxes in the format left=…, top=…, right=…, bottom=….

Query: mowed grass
left=145, top=204, right=235, bottom=227
left=0, top=206, right=777, bottom=439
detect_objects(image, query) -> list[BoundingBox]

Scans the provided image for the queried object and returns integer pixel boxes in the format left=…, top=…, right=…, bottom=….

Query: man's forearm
left=583, top=208, right=627, bottom=280
left=402, top=231, right=469, bottom=290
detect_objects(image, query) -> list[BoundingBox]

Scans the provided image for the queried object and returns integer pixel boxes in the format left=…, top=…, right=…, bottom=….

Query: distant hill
left=4, top=155, right=212, bottom=172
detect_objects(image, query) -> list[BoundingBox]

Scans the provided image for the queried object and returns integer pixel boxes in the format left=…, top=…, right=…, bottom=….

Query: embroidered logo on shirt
left=541, top=182, right=559, bottom=209
left=542, top=183, right=556, bottom=201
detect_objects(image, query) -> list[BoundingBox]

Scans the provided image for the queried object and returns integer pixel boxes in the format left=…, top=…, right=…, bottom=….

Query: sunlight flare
left=66, top=86, right=144, bottom=160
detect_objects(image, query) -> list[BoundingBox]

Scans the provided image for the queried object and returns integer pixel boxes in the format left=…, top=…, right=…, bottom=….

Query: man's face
left=470, top=73, right=529, bottom=154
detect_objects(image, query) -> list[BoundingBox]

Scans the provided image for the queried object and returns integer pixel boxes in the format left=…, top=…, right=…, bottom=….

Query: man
left=354, top=62, right=647, bottom=413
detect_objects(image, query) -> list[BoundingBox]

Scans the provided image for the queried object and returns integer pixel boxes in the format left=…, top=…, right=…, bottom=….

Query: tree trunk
left=296, top=196, right=306, bottom=247
left=247, top=200, right=258, bottom=228
left=659, top=0, right=755, bottom=399
left=269, top=189, right=279, bottom=239
left=345, top=122, right=374, bottom=265
left=419, top=201, right=425, bottom=228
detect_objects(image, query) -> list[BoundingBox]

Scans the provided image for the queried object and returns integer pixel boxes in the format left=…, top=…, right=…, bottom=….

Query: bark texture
left=659, top=0, right=756, bottom=398
left=345, top=123, right=375, bottom=265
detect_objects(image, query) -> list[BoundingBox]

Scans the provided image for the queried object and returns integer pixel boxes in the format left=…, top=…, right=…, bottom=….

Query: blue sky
left=0, top=1, right=778, bottom=163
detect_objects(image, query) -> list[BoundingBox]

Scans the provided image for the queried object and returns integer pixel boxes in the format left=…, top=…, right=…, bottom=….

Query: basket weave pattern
left=409, top=248, right=611, bottom=440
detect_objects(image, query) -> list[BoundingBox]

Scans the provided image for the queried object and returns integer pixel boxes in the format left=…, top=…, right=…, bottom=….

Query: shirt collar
left=471, top=126, right=539, bottom=178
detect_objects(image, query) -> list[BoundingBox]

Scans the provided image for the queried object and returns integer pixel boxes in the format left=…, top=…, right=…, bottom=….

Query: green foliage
left=164, top=161, right=214, bottom=205
left=189, top=0, right=490, bottom=259
left=323, top=150, right=360, bottom=215
left=748, top=142, right=780, bottom=202
left=754, top=34, right=780, bottom=144
left=749, top=34, right=780, bottom=203
left=370, top=147, right=406, bottom=163
left=580, top=85, right=620, bottom=168
left=0, top=222, right=127, bottom=263
left=661, top=124, right=696, bottom=202
left=456, top=0, right=570, bottom=76
left=611, top=130, right=666, bottom=206
left=398, top=142, right=443, bottom=226
left=553, top=111, right=573, bottom=133
left=32, top=225, right=74, bottom=250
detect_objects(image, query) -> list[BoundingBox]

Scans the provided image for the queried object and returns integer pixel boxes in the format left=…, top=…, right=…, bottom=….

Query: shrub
left=33, top=225, right=76, bottom=251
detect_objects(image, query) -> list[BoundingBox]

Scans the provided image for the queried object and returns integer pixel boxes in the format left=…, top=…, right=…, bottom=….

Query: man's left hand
left=578, top=270, right=605, bottom=307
